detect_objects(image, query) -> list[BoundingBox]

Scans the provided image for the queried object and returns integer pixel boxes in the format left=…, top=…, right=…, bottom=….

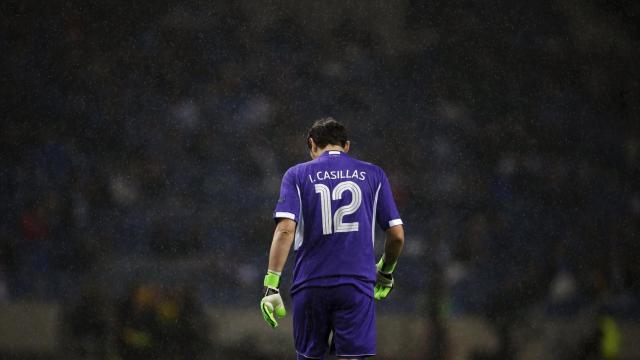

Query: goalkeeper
left=260, top=118, right=405, bottom=359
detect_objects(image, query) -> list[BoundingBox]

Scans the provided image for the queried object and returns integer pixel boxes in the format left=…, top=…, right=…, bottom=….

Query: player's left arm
left=375, top=224, right=404, bottom=300
left=374, top=168, right=405, bottom=300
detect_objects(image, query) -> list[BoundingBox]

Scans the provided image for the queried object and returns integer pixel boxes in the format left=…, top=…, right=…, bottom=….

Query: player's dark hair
left=307, top=118, right=348, bottom=149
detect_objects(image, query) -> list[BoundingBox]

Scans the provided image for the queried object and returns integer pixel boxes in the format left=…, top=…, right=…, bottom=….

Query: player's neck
left=318, top=145, right=345, bottom=155
left=310, top=142, right=349, bottom=159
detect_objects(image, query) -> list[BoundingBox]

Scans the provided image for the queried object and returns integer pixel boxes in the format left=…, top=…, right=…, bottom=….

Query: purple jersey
left=273, top=150, right=402, bottom=296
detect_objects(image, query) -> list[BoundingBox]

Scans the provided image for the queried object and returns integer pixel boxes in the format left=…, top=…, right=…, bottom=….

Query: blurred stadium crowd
left=1, top=0, right=639, bottom=358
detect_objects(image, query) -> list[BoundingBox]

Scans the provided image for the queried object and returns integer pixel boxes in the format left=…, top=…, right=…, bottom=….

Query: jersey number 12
left=314, top=181, right=362, bottom=235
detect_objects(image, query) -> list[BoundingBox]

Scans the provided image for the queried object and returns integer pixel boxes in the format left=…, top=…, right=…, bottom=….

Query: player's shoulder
left=282, top=159, right=314, bottom=179
left=290, top=158, right=316, bottom=171
left=347, top=155, right=386, bottom=177
left=349, top=156, right=376, bottom=168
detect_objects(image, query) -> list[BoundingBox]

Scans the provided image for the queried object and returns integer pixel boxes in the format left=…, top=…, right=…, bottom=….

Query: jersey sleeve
left=376, top=169, right=403, bottom=230
left=273, top=166, right=301, bottom=222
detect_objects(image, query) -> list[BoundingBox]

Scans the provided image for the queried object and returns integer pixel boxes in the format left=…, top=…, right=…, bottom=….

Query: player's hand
left=260, top=271, right=286, bottom=328
left=374, top=256, right=396, bottom=300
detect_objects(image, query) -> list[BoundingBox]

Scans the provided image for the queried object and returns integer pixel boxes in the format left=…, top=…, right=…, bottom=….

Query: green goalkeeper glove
left=260, top=270, right=286, bottom=328
left=374, top=256, right=396, bottom=300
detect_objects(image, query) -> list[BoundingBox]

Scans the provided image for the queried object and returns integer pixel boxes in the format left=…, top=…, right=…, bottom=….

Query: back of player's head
left=307, top=117, right=348, bottom=149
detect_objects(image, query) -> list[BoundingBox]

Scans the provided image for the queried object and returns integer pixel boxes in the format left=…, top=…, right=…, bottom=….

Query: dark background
left=1, top=0, right=639, bottom=359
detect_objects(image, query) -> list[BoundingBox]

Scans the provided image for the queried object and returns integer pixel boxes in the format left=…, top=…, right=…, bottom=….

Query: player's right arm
left=261, top=167, right=300, bottom=328
left=267, top=219, right=296, bottom=273
left=261, top=218, right=295, bottom=328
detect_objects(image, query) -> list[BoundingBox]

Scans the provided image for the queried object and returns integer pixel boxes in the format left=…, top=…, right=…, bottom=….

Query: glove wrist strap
left=377, top=255, right=397, bottom=274
left=263, top=287, right=279, bottom=297
left=264, top=270, right=281, bottom=289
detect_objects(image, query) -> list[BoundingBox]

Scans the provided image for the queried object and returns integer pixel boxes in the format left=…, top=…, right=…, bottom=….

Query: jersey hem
left=291, top=278, right=375, bottom=299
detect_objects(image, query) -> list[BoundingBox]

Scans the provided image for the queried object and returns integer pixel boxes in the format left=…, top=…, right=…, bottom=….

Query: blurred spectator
left=116, top=284, right=159, bottom=360
left=115, top=283, right=209, bottom=360
left=67, top=284, right=109, bottom=359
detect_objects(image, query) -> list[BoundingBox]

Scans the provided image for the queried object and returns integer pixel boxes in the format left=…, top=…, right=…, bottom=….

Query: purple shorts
left=293, top=284, right=376, bottom=359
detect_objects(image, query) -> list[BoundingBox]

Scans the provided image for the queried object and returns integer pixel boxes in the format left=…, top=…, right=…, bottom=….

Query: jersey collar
left=321, top=150, right=344, bottom=157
